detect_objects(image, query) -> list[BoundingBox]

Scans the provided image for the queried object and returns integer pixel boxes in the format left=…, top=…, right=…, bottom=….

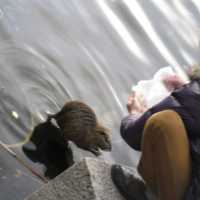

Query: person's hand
left=126, top=91, right=147, bottom=114
left=162, top=74, right=186, bottom=91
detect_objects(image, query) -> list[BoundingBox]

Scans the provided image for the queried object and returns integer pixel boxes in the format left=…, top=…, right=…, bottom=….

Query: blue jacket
left=121, top=80, right=200, bottom=199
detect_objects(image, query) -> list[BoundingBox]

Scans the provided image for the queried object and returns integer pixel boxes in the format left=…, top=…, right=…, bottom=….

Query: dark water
left=0, top=0, right=199, bottom=199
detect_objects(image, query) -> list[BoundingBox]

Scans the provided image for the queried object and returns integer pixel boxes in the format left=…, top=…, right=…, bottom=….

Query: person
left=111, top=65, right=200, bottom=200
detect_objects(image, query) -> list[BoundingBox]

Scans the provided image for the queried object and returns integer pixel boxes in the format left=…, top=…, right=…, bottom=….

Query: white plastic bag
left=132, top=66, right=176, bottom=108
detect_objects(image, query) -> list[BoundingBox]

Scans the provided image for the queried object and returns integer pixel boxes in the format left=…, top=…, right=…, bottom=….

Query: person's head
left=187, top=64, right=200, bottom=81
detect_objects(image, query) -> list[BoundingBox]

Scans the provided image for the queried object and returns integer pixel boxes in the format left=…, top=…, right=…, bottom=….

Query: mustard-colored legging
left=138, top=110, right=192, bottom=200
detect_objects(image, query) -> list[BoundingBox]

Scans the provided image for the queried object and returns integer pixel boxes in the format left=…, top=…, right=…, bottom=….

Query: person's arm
left=121, top=92, right=179, bottom=151
left=120, top=91, right=150, bottom=151
left=120, top=111, right=151, bottom=151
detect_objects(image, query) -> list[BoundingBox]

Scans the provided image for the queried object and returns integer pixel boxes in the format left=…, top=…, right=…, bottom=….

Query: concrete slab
left=25, top=158, right=125, bottom=200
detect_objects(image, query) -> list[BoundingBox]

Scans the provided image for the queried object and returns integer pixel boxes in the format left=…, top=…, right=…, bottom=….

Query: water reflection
left=0, top=0, right=199, bottom=199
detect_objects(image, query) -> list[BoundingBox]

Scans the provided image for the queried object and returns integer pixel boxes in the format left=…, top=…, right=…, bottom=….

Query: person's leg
left=138, top=110, right=192, bottom=200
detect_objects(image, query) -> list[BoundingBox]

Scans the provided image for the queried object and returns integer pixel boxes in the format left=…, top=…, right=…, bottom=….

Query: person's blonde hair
left=188, top=64, right=200, bottom=81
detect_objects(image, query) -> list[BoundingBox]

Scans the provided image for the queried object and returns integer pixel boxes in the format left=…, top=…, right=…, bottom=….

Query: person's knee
left=143, top=110, right=185, bottom=140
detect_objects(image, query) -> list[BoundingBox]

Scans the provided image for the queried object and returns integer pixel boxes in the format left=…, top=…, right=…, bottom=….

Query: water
left=0, top=0, right=199, bottom=199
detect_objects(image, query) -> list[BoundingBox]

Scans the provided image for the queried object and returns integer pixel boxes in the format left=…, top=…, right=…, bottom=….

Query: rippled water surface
left=0, top=0, right=199, bottom=199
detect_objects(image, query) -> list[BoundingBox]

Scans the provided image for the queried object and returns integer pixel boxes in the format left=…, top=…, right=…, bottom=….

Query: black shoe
left=111, top=164, right=148, bottom=200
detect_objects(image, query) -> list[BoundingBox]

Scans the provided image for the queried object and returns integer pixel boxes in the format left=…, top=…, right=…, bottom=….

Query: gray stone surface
left=25, top=158, right=126, bottom=200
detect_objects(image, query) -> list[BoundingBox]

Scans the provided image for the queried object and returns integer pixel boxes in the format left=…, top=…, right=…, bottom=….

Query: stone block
left=25, top=158, right=126, bottom=200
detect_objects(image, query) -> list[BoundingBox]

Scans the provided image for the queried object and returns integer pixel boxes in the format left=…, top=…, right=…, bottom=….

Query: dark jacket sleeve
left=120, top=111, right=152, bottom=151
